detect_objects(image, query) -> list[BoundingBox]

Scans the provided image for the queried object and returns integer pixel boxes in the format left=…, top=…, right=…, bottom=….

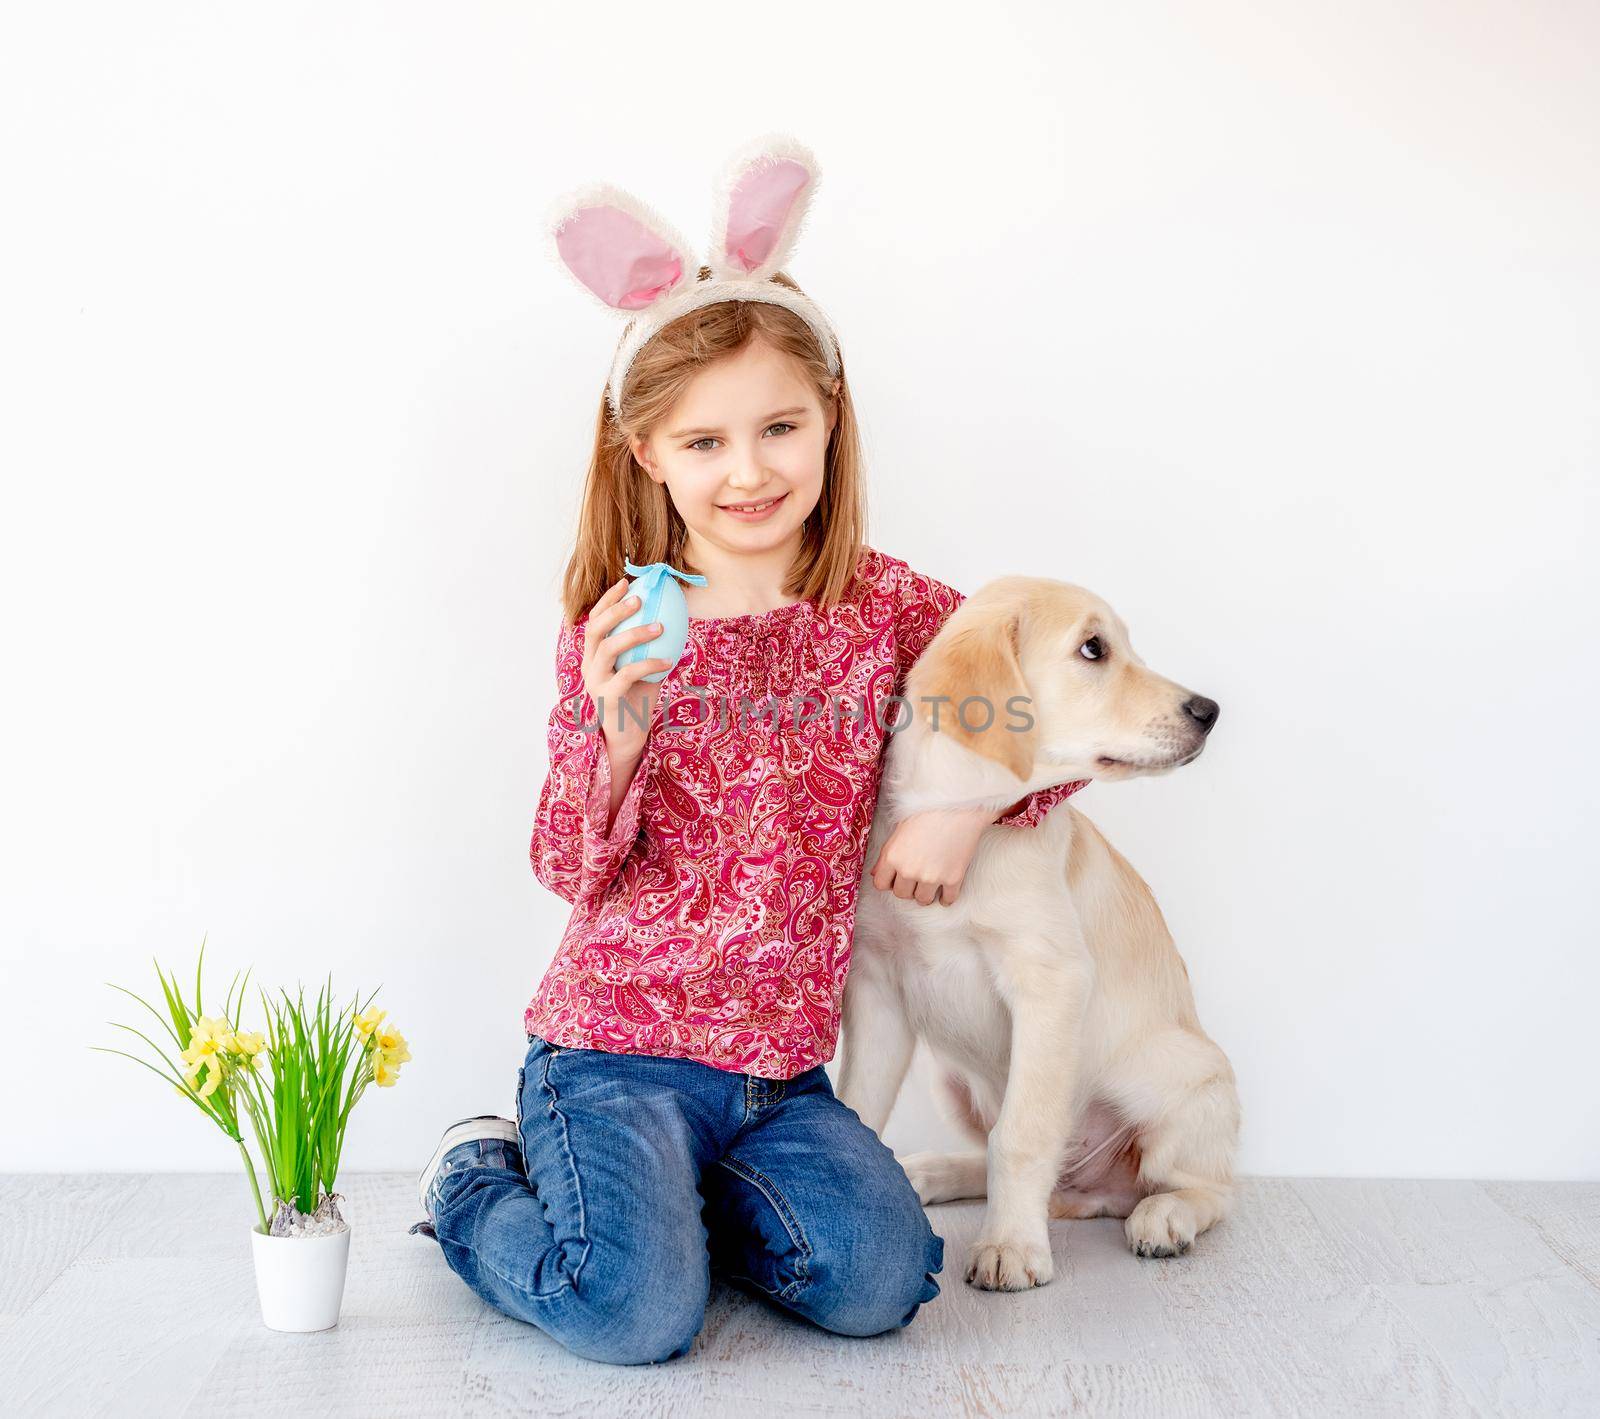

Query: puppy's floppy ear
left=905, top=601, right=1037, bottom=781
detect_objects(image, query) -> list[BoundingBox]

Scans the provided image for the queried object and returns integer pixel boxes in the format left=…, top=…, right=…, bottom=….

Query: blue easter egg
left=614, top=559, right=708, bottom=684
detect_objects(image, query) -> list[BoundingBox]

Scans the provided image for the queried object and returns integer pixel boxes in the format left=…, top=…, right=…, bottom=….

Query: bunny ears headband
left=545, top=134, right=842, bottom=416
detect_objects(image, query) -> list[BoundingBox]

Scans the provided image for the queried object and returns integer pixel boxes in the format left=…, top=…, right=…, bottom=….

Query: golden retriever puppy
left=839, top=576, right=1238, bottom=1291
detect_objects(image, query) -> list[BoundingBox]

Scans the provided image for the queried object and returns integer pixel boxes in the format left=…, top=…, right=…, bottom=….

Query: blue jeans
left=428, top=1035, right=944, bottom=1365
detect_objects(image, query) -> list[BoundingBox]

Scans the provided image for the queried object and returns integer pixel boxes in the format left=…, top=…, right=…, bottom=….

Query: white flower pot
left=249, top=1224, right=352, bottom=1331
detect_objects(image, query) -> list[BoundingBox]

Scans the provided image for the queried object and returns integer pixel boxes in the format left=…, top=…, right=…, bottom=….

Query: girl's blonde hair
left=558, top=270, right=867, bottom=625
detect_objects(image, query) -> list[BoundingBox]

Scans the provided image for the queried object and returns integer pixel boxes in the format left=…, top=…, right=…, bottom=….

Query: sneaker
left=416, top=1115, right=522, bottom=1223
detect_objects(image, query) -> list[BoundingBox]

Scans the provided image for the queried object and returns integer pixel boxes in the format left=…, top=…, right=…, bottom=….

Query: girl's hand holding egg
left=581, top=578, right=674, bottom=765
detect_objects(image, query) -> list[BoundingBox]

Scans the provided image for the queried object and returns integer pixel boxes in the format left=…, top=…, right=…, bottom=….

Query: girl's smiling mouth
left=718, top=493, right=788, bottom=520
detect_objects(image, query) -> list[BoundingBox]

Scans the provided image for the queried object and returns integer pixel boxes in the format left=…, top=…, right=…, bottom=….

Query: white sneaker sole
left=418, top=1115, right=520, bottom=1214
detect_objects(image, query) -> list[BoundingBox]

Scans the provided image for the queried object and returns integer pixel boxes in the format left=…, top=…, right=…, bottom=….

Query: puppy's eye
left=1078, top=636, right=1107, bottom=662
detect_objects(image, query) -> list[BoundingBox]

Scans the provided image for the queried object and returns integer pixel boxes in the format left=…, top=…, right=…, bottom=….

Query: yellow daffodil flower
left=180, top=1020, right=228, bottom=1077
left=355, top=1006, right=386, bottom=1040
left=231, top=1029, right=266, bottom=1059
left=374, top=1024, right=409, bottom=1059
left=371, top=1025, right=410, bottom=1086
left=176, top=1015, right=243, bottom=1098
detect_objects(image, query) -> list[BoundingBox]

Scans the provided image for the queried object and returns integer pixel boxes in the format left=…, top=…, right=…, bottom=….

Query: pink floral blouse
left=525, top=545, right=1087, bottom=1079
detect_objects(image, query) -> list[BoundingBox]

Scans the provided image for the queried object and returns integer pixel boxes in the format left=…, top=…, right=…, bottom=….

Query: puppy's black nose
left=1182, top=696, right=1220, bottom=735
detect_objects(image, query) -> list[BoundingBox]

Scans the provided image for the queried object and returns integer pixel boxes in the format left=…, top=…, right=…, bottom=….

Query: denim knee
left=794, top=1201, right=945, bottom=1338
left=550, top=1249, right=709, bottom=1365
left=432, top=1169, right=707, bottom=1364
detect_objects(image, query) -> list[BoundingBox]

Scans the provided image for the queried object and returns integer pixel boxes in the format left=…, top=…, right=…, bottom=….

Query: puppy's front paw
left=1125, top=1192, right=1196, bottom=1258
left=901, top=1152, right=938, bottom=1205
left=965, top=1235, right=1053, bottom=1291
left=900, top=1151, right=977, bottom=1206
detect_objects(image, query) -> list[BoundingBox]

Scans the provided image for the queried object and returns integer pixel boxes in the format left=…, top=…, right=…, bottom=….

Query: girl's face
left=630, top=337, right=839, bottom=561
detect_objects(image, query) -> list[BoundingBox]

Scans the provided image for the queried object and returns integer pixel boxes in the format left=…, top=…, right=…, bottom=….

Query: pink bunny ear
left=708, top=135, right=821, bottom=282
left=546, top=183, right=699, bottom=314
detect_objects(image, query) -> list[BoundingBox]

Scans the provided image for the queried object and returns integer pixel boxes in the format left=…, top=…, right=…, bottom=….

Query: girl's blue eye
left=687, top=423, right=795, bottom=454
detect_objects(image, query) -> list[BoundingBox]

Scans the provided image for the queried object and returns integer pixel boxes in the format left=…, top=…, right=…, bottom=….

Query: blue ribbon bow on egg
left=614, top=558, right=709, bottom=683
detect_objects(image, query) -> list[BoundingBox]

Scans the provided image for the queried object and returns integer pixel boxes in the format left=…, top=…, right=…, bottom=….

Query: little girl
left=411, top=138, right=1080, bottom=1366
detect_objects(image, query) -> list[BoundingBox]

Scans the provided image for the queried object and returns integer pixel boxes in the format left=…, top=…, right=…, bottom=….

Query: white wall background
left=3, top=2, right=1596, bottom=1180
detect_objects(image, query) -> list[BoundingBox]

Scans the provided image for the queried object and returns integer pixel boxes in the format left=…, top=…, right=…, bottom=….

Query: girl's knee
left=795, top=1206, right=945, bottom=1337
left=447, top=1205, right=709, bottom=1363
left=563, top=1294, right=704, bottom=1365
left=548, top=1251, right=710, bottom=1365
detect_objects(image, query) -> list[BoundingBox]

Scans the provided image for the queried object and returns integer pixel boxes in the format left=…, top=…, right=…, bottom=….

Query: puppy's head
left=905, top=576, right=1219, bottom=784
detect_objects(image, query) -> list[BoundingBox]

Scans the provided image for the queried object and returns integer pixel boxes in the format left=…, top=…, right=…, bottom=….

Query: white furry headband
left=545, top=134, right=842, bottom=417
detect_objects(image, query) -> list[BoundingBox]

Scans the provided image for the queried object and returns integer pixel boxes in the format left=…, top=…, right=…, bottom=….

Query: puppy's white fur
left=839, top=577, right=1239, bottom=1291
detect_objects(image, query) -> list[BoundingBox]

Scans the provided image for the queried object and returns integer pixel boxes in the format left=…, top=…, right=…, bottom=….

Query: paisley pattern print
left=525, top=546, right=1088, bottom=1079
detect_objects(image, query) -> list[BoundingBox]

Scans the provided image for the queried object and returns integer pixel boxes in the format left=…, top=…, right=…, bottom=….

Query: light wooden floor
left=2, top=1173, right=1596, bottom=1417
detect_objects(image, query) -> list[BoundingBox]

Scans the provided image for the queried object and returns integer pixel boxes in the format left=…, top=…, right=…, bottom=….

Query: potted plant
left=93, top=937, right=411, bottom=1331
